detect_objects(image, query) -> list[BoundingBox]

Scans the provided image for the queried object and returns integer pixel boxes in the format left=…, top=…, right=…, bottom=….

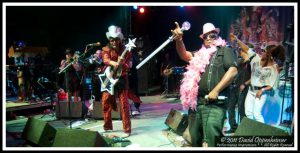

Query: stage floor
left=5, top=94, right=292, bottom=149
left=6, top=95, right=189, bottom=148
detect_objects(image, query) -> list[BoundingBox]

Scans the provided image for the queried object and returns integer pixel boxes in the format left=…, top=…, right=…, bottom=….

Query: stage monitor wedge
left=165, top=108, right=188, bottom=136
left=235, top=117, right=289, bottom=136
left=22, top=117, right=56, bottom=147
left=52, top=128, right=109, bottom=147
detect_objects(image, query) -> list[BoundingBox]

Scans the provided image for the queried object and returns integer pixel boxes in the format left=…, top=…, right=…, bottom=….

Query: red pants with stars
left=101, top=90, right=131, bottom=134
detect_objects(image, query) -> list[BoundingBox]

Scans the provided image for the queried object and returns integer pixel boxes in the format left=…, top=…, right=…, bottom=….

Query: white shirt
left=248, top=49, right=279, bottom=89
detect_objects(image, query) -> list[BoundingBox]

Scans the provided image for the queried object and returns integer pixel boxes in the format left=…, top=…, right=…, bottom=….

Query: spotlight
left=139, top=7, right=145, bottom=14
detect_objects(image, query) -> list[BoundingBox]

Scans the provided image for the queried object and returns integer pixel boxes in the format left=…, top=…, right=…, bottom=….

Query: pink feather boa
left=180, top=37, right=226, bottom=111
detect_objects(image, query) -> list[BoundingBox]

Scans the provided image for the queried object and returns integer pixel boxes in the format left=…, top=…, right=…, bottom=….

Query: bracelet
left=261, top=88, right=265, bottom=92
left=243, top=83, right=247, bottom=86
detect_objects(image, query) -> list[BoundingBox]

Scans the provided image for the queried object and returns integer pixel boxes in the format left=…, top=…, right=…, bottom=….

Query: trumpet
left=65, top=58, right=74, bottom=64
left=89, top=55, right=101, bottom=64
left=73, top=55, right=79, bottom=61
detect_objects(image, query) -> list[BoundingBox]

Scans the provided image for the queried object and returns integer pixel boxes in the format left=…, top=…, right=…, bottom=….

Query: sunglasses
left=109, top=38, right=120, bottom=42
left=204, top=33, right=218, bottom=40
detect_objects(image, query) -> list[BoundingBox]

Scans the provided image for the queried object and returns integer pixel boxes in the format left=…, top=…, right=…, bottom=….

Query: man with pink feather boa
left=171, top=22, right=238, bottom=147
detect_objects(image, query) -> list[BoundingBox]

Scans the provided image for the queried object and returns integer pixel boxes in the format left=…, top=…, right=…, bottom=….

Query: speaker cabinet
left=165, top=108, right=188, bottom=136
left=182, top=124, right=192, bottom=144
left=55, top=101, right=82, bottom=119
left=91, top=101, right=121, bottom=119
left=52, top=128, right=109, bottom=147
left=235, top=117, right=289, bottom=136
left=22, top=117, right=56, bottom=147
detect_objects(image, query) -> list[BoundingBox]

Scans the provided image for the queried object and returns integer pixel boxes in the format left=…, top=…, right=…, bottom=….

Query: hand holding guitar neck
left=117, top=57, right=125, bottom=66
left=110, top=61, right=119, bottom=69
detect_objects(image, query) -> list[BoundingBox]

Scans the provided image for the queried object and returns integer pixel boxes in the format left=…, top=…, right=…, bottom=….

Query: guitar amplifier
left=91, top=101, right=121, bottom=120
left=55, top=100, right=83, bottom=119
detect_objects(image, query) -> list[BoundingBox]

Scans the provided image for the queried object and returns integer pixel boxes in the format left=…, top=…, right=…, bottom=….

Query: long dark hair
left=266, top=45, right=286, bottom=67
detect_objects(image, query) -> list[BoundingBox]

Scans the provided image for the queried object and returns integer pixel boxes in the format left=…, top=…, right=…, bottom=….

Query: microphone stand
left=59, top=62, right=73, bottom=128
left=58, top=46, right=96, bottom=129
left=81, top=46, right=96, bottom=119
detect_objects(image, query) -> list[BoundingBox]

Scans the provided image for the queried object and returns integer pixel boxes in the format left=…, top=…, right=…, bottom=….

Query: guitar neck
left=120, top=48, right=129, bottom=59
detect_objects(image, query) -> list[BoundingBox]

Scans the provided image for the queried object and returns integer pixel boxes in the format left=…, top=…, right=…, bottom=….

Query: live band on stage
left=5, top=17, right=294, bottom=148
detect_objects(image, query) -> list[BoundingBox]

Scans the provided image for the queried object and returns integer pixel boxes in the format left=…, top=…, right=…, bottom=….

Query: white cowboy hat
left=106, top=25, right=124, bottom=40
left=200, top=23, right=220, bottom=39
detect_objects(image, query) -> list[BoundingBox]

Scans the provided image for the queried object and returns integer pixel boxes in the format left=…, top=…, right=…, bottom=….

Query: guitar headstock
left=125, top=38, right=136, bottom=52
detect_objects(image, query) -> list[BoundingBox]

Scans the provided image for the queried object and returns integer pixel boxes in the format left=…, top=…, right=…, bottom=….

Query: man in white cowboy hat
left=171, top=22, right=238, bottom=147
left=101, top=25, right=132, bottom=138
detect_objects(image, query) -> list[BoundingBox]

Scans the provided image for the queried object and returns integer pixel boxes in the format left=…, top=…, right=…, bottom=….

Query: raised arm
left=230, top=33, right=249, bottom=54
left=171, top=22, right=193, bottom=62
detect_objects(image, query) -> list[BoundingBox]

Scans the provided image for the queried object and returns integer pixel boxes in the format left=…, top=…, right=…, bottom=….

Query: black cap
left=65, top=48, right=73, bottom=55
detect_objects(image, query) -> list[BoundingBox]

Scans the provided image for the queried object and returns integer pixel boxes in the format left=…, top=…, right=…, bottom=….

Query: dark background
left=5, top=5, right=294, bottom=92
left=6, top=6, right=241, bottom=65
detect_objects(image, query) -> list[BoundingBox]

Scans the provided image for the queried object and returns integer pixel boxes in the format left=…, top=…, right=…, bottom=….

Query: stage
left=5, top=94, right=292, bottom=149
left=6, top=95, right=191, bottom=148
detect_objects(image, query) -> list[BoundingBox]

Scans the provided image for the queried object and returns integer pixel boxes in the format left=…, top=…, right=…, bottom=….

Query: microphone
left=204, top=95, right=227, bottom=100
left=87, top=42, right=101, bottom=47
left=180, top=21, right=191, bottom=32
